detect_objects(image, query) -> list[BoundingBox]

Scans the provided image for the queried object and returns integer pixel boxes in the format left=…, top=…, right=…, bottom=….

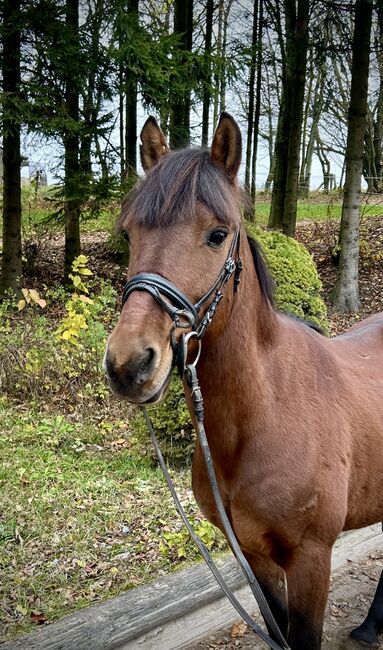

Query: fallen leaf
left=30, top=610, right=48, bottom=625
left=230, top=620, right=248, bottom=638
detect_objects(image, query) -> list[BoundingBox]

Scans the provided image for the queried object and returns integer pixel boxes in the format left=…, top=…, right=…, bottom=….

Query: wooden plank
left=3, top=525, right=382, bottom=650
left=121, top=525, right=383, bottom=650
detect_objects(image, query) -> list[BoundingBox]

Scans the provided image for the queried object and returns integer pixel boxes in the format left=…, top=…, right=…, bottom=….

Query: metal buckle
left=176, top=331, right=202, bottom=378
left=173, top=309, right=196, bottom=329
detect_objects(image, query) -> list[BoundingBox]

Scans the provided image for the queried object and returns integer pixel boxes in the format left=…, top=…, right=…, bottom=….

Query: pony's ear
left=140, top=116, right=169, bottom=172
left=210, top=112, right=242, bottom=181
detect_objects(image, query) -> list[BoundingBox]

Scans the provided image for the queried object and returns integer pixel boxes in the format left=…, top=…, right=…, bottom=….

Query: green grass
left=255, top=198, right=383, bottom=225
left=0, top=401, right=226, bottom=641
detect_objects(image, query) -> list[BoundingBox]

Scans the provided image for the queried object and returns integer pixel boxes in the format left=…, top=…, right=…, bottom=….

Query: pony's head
left=105, top=114, right=246, bottom=403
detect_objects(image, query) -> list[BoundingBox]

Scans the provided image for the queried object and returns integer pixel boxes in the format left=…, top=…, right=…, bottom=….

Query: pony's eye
left=207, top=228, right=228, bottom=248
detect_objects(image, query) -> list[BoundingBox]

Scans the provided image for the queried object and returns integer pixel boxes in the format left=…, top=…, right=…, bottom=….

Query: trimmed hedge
left=134, top=227, right=328, bottom=466
left=247, top=224, right=328, bottom=331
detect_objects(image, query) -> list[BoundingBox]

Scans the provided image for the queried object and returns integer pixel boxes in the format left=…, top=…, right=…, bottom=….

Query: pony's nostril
left=105, top=355, right=117, bottom=378
left=105, top=346, right=158, bottom=389
left=136, top=347, right=156, bottom=383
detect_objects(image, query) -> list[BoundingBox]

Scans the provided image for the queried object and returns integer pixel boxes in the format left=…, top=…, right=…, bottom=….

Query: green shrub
left=0, top=260, right=118, bottom=410
left=135, top=226, right=328, bottom=467
left=131, top=372, right=195, bottom=467
left=247, top=224, right=328, bottom=331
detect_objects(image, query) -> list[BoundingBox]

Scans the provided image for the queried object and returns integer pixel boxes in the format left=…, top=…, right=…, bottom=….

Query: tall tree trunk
left=0, top=0, right=22, bottom=296
left=125, top=0, right=138, bottom=180
left=316, top=128, right=331, bottom=191
left=64, top=0, right=81, bottom=282
left=219, top=0, right=233, bottom=113
left=159, top=5, right=171, bottom=138
left=332, top=0, right=372, bottom=313
left=281, top=0, right=309, bottom=236
left=251, top=0, right=263, bottom=206
left=298, top=56, right=314, bottom=196
left=300, top=63, right=326, bottom=197
left=268, top=0, right=295, bottom=229
left=119, top=69, right=125, bottom=177
left=245, top=0, right=259, bottom=193
left=213, top=0, right=224, bottom=128
left=268, top=0, right=309, bottom=236
left=169, top=0, right=193, bottom=148
left=202, top=0, right=214, bottom=146
left=373, top=5, right=383, bottom=192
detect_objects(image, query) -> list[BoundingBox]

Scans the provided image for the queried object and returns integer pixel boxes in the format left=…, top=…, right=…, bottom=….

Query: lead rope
left=142, top=362, right=290, bottom=650
left=143, top=409, right=284, bottom=650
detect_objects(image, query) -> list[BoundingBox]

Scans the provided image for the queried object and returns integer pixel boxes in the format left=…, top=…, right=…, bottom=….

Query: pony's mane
left=118, top=149, right=239, bottom=229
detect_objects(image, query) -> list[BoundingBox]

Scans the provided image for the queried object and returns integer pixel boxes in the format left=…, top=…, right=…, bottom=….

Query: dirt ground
left=190, top=550, right=383, bottom=649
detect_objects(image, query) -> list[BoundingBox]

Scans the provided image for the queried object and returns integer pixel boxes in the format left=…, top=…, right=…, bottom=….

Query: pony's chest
left=192, top=450, right=319, bottom=562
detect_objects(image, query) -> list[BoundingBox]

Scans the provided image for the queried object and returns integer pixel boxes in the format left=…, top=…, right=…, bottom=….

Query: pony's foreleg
left=244, top=551, right=289, bottom=642
left=350, top=569, right=383, bottom=645
left=284, top=538, right=332, bottom=650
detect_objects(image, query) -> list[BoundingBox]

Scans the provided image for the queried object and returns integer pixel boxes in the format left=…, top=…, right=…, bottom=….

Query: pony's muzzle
left=105, top=342, right=160, bottom=401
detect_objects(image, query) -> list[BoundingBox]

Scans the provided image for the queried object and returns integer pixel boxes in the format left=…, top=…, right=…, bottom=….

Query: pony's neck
left=202, top=232, right=276, bottom=362
left=194, top=235, right=277, bottom=454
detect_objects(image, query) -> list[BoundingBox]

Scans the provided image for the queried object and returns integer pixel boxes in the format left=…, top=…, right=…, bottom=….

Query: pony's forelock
left=118, top=149, right=240, bottom=230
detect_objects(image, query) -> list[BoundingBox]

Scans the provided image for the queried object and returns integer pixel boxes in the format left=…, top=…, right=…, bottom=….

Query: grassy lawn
left=0, top=400, right=226, bottom=641
left=255, top=197, right=383, bottom=224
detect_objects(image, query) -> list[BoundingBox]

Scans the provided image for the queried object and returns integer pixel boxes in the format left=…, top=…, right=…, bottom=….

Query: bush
left=247, top=224, right=328, bottom=331
left=0, top=259, right=118, bottom=410
left=132, top=372, right=195, bottom=467
left=137, top=226, right=328, bottom=467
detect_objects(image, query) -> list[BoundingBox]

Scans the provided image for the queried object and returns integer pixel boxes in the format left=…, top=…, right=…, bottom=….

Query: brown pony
left=105, top=113, right=383, bottom=649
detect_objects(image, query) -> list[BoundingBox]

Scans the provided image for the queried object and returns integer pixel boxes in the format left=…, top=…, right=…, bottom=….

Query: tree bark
left=373, top=5, right=383, bottom=192
left=64, top=0, right=81, bottom=282
left=268, top=0, right=295, bottom=229
left=332, top=0, right=372, bottom=313
left=213, top=0, right=224, bottom=128
left=119, top=70, right=125, bottom=177
left=316, top=128, right=331, bottom=191
left=219, top=0, right=233, bottom=114
left=245, top=0, right=259, bottom=193
left=268, top=0, right=309, bottom=236
left=251, top=0, right=263, bottom=205
left=0, top=0, right=22, bottom=296
left=281, top=0, right=309, bottom=236
left=125, top=0, right=138, bottom=179
left=169, top=0, right=193, bottom=148
left=202, top=0, right=214, bottom=147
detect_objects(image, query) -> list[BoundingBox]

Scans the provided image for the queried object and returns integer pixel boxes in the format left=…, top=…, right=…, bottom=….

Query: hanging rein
left=121, top=230, right=290, bottom=650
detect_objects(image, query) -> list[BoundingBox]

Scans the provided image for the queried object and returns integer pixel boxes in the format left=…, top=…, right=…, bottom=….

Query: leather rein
left=121, top=230, right=290, bottom=650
